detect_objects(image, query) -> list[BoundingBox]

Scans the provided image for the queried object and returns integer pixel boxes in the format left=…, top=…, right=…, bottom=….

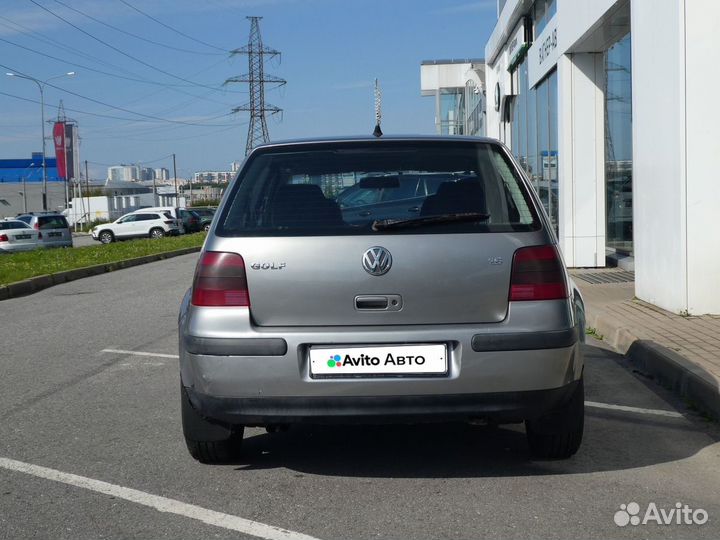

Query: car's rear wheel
left=525, top=377, right=584, bottom=459
left=203, top=223, right=211, bottom=232
left=181, top=385, right=243, bottom=464
left=99, top=230, right=114, bottom=244
left=149, top=227, right=165, bottom=239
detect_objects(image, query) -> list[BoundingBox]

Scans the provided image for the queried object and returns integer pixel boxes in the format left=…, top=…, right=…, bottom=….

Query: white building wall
left=632, top=0, right=720, bottom=314
left=685, top=1, right=720, bottom=314
left=559, top=0, right=623, bottom=51
left=557, top=52, right=606, bottom=267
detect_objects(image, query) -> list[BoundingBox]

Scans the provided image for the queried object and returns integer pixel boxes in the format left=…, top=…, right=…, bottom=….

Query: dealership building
left=485, top=0, right=719, bottom=314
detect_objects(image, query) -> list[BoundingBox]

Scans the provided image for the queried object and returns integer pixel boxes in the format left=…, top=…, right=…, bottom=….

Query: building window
left=439, top=89, right=465, bottom=135
left=534, top=0, right=556, bottom=38
left=508, top=58, right=559, bottom=235
left=605, top=33, right=633, bottom=255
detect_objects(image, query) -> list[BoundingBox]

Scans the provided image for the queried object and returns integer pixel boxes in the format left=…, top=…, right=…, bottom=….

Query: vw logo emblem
left=362, top=246, right=392, bottom=276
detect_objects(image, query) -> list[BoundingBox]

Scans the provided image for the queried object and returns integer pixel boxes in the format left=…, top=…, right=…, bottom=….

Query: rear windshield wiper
left=371, top=212, right=490, bottom=231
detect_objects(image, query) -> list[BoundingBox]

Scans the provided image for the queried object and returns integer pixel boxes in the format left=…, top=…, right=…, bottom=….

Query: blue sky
left=0, top=0, right=498, bottom=179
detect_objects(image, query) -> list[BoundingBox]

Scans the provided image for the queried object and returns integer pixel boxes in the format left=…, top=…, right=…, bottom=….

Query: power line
left=0, top=84, right=234, bottom=127
left=88, top=153, right=173, bottom=167
left=116, top=0, right=228, bottom=53
left=51, top=0, right=225, bottom=56
left=83, top=102, right=238, bottom=137
left=0, top=33, right=242, bottom=115
left=0, top=89, right=159, bottom=122
left=87, top=123, right=243, bottom=143
left=0, top=14, right=146, bottom=81
left=0, top=34, right=207, bottom=89
left=26, top=0, right=241, bottom=93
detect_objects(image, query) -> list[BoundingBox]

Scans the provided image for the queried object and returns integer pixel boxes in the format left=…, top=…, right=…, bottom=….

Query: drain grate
left=572, top=270, right=635, bottom=284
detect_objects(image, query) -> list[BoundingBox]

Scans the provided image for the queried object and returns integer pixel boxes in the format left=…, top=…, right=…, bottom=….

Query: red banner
left=53, top=122, right=67, bottom=179
left=64, top=123, right=75, bottom=180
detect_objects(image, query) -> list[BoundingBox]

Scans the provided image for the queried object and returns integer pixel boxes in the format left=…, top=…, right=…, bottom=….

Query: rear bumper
left=178, top=297, right=585, bottom=422
left=182, top=327, right=578, bottom=357
left=184, top=380, right=581, bottom=426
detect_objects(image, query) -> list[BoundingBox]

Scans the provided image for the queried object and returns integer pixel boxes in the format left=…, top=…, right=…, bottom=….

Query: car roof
left=251, top=134, right=501, bottom=152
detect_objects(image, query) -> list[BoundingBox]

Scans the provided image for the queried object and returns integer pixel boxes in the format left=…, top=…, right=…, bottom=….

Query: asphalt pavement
left=1, top=253, right=718, bottom=540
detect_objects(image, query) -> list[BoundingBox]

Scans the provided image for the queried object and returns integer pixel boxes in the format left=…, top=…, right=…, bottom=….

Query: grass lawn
left=0, top=233, right=205, bottom=285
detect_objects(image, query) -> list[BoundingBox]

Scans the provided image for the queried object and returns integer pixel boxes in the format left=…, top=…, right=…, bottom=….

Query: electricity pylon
left=226, top=17, right=286, bottom=156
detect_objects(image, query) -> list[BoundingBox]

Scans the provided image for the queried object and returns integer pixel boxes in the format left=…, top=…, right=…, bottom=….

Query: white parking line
left=585, top=401, right=683, bottom=418
left=102, top=349, right=179, bottom=359
left=0, top=457, right=321, bottom=540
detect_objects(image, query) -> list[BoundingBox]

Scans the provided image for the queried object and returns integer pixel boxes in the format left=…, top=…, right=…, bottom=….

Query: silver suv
left=179, top=137, right=586, bottom=463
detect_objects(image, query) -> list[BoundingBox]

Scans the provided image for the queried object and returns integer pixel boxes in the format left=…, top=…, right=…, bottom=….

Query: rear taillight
left=0, top=234, right=8, bottom=242
left=191, top=251, right=250, bottom=307
left=509, top=245, right=568, bottom=301
left=164, top=220, right=174, bottom=225
left=33, top=223, right=39, bottom=230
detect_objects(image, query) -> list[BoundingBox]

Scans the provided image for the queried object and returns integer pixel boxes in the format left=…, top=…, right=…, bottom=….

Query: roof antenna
left=373, top=78, right=383, bottom=137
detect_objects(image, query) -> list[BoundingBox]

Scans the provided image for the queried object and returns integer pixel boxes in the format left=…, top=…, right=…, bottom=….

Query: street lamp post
left=6, top=71, right=75, bottom=211
left=21, top=162, right=35, bottom=214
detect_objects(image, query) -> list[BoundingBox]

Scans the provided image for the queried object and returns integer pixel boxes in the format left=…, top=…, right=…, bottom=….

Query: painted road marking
left=102, top=349, right=179, bottom=359
left=0, top=457, right=321, bottom=540
left=585, top=401, right=683, bottom=418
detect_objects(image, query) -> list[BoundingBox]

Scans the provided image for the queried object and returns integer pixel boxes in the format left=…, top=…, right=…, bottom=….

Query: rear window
left=38, top=216, right=69, bottom=229
left=217, top=141, right=540, bottom=237
left=0, top=221, right=30, bottom=230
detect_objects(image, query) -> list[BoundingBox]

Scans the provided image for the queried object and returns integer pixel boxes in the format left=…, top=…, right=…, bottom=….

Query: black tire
left=99, top=230, right=114, bottom=244
left=525, top=377, right=584, bottom=459
left=149, top=227, right=165, bottom=239
left=203, top=223, right=211, bottom=232
left=181, top=385, right=243, bottom=464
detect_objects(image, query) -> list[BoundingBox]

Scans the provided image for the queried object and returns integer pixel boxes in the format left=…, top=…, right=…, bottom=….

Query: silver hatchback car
left=179, top=136, right=586, bottom=463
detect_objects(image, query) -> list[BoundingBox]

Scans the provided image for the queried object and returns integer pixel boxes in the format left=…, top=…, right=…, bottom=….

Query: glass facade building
left=506, top=57, right=559, bottom=233
left=488, top=0, right=634, bottom=265
left=420, top=60, right=486, bottom=137
left=605, top=33, right=633, bottom=255
left=485, top=0, right=720, bottom=314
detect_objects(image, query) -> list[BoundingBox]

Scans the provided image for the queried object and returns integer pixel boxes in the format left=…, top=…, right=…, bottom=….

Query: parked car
left=91, top=211, right=179, bottom=244
left=178, top=136, right=586, bottom=463
left=0, top=219, right=42, bottom=253
left=15, top=212, right=73, bottom=248
left=129, top=207, right=185, bottom=234
left=188, top=207, right=217, bottom=232
left=178, top=209, right=202, bottom=233
left=337, top=173, right=461, bottom=225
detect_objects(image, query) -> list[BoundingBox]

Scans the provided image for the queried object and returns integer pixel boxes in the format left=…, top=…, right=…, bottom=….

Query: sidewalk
left=571, top=268, right=720, bottom=419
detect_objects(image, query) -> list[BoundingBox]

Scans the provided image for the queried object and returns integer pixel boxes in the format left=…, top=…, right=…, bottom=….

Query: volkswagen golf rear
left=178, top=136, right=586, bottom=463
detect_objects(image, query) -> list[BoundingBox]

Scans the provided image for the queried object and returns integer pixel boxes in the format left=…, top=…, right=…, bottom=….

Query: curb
left=0, top=246, right=201, bottom=301
left=587, top=309, right=720, bottom=420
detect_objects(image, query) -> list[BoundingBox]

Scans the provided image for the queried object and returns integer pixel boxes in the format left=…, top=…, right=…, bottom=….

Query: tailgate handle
left=355, top=296, right=389, bottom=310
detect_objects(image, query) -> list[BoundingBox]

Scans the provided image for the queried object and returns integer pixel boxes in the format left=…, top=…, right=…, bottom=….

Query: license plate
left=14, top=234, right=31, bottom=240
left=48, top=232, right=62, bottom=237
left=309, top=344, right=447, bottom=377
